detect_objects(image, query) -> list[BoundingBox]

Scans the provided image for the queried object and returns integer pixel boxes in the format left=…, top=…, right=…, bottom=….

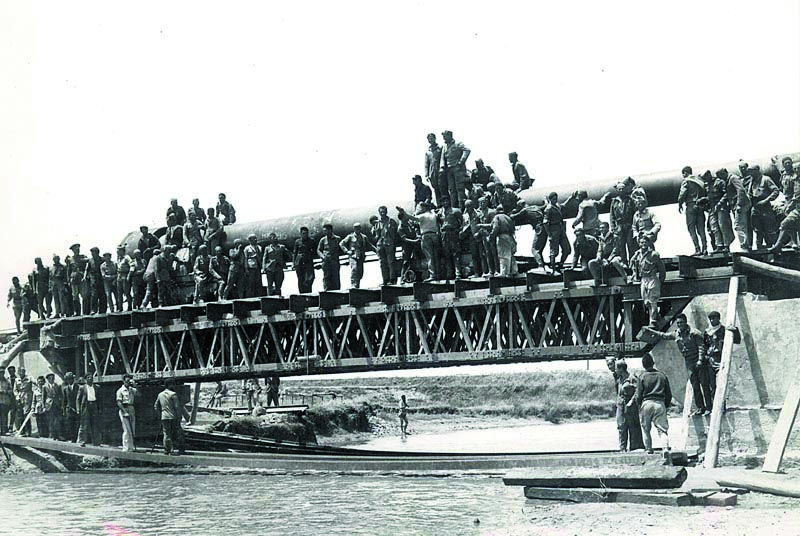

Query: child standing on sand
left=399, top=394, right=409, bottom=435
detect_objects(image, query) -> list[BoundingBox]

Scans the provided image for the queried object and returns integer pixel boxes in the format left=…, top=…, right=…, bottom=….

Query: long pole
left=190, top=382, right=201, bottom=425
left=704, top=276, right=741, bottom=468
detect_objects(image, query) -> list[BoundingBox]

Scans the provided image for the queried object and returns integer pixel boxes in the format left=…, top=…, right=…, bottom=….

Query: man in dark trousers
left=317, top=224, right=342, bottom=291
left=374, top=206, right=400, bottom=285
left=644, top=313, right=712, bottom=416
left=62, top=372, right=79, bottom=442
left=702, top=310, right=741, bottom=400
left=265, top=376, right=280, bottom=407
left=43, top=372, right=64, bottom=440
left=635, top=352, right=672, bottom=455
left=76, top=374, right=101, bottom=446
left=263, top=233, right=290, bottom=296
left=293, top=226, right=316, bottom=293
left=612, top=360, right=644, bottom=452
left=678, top=165, right=708, bottom=255
left=154, top=380, right=190, bottom=455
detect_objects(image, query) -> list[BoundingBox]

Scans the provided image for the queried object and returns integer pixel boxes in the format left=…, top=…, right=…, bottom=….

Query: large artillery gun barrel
left=119, top=152, right=798, bottom=253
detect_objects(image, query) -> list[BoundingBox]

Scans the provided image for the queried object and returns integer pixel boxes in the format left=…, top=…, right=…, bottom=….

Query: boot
left=768, top=230, right=791, bottom=253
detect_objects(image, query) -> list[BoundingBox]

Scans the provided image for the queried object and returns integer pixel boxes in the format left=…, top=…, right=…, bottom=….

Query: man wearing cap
left=128, top=249, right=146, bottom=309
left=340, top=223, right=374, bottom=288
left=216, top=193, right=237, bottom=225
left=243, top=234, right=263, bottom=298
left=678, top=166, right=708, bottom=255
left=116, top=374, right=138, bottom=452
left=32, top=257, right=53, bottom=319
left=441, top=130, right=471, bottom=210
left=77, top=373, right=101, bottom=446
left=632, top=195, right=661, bottom=243
left=43, top=372, right=64, bottom=440
left=293, top=227, right=316, bottom=293
left=225, top=239, right=245, bottom=299
left=62, top=372, right=79, bottom=441
left=84, top=247, right=105, bottom=314
left=51, top=254, right=71, bottom=317
left=166, top=198, right=187, bottom=226
left=770, top=156, right=800, bottom=252
left=137, top=226, right=160, bottom=265
left=424, top=133, right=443, bottom=206
left=317, top=223, right=342, bottom=291
left=100, top=252, right=118, bottom=312
left=0, top=367, right=11, bottom=435
left=509, top=152, right=533, bottom=191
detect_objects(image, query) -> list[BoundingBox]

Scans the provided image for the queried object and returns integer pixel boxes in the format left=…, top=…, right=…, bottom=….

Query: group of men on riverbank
left=609, top=308, right=741, bottom=455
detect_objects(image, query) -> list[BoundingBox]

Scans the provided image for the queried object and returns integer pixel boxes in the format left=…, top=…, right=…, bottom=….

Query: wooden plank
left=704, top=276, right=741, bottom=468
left=504, top=465, right=687, bottom=489
left=715, top=470, right=800, bottom=498
left=763, top=363, right=800, bottom=473
left=690, top=492, right=737, bottom=506
left=523, top=487, right=692, bottom=506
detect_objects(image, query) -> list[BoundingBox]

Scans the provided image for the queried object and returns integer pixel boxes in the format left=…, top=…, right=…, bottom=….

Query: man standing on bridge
left=216, top=193, right=237, bottom=225
left=374, top=206, right=400, bottom=285
left=244, top=234, right=263, bottom=298
left=293, top=227, right=316, bottom=294
left=441, top=130, right=471, bottom=210
left=263, top=233, right=290, bottom=296
left=317, top=223, right=342, bottom=291
left=340, top=223, right=374, bottom=289
left=424, top=133, right=443, bottom=206
left=509, top=152, right=533, bottom=191
left=629, top=234, right=666, bottom=327
left=770, top=156, right=800, bottom=252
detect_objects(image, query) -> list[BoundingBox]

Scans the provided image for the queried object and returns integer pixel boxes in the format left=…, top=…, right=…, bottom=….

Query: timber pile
left=504, top=464, right=738, bottom=507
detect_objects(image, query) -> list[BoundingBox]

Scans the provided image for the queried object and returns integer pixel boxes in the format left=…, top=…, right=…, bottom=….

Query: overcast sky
left=1, top=1, right=798, bottom=329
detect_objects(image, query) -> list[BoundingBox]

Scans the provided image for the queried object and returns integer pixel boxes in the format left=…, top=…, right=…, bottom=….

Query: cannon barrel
left=120, top=152, right=798, bottom=253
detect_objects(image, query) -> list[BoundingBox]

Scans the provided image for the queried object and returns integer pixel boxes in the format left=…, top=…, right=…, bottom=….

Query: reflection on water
left=1, top=471, right=524, bottom=536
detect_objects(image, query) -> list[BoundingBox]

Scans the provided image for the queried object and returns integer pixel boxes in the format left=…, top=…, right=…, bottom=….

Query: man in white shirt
left=77, top=374, right=101, bottom=446
left=116, top=374, right=138, bottom=452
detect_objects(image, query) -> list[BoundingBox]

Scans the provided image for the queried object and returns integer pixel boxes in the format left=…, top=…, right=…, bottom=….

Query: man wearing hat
left=44, top=372, right=64, bottom=440
left=702, top=310, right=741, bottom=401
left=137, top=226, right=160, bottom=265
left=441, top=130, right=471, bottom=210
left=62, top=372, right=79, bottom=441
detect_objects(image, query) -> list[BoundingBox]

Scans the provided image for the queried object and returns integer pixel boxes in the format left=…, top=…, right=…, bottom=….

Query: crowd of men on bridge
left=7, top=132, right=799, bottom=335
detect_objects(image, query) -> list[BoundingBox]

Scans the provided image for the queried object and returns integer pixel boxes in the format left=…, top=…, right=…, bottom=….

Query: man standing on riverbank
left=635, top=353, right=672, bottom=455
left=154, top=381, right=190, bottom=455
left=116, top=374, right=138, bottom=452
left=77, top=374, right=102, bottom=446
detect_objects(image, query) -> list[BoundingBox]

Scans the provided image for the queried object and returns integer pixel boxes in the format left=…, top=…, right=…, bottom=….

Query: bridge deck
left=22, top=250, right=800, bottom=384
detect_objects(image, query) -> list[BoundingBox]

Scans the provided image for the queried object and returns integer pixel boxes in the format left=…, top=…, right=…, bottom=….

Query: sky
left=1, top=1, right=799, bottom=330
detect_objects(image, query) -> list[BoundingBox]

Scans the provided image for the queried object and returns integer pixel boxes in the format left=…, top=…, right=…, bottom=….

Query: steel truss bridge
left=25, top=251, right=799, bottom=385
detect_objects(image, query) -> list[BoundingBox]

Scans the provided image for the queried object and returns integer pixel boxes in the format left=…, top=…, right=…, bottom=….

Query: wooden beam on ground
left=715, top=469, right=800, bottom=498
left=190, top=382, right=201, bottom=425
left=503, top=465, right=687, bottom=489
left=762, top=362, right=800, bottom=473
left=704, top=275, right=742, bottom=468
left=522, top=487, right=693, bottom=506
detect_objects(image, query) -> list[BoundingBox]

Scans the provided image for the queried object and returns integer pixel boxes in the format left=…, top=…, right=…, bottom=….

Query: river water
left=0, top=418, right=679, bottom=536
